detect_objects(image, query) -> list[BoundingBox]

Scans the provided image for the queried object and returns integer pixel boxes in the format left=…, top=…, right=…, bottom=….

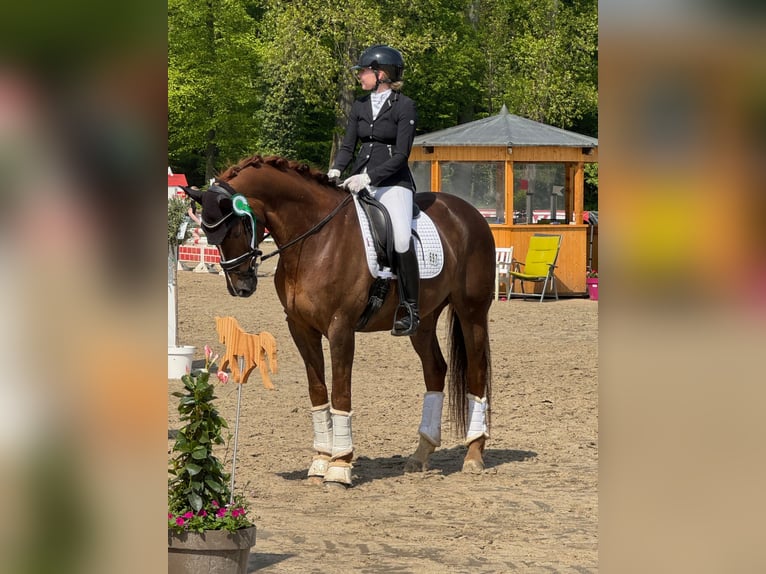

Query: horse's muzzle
left=225, top=272, right=257, bottom=297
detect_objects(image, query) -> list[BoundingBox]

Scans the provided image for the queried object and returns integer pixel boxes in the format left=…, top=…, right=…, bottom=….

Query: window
left=512, top=163, right=566, bottom=224
left=410, top=161, right=431, bottom=192
left=439, top=162, right=505, bottom=223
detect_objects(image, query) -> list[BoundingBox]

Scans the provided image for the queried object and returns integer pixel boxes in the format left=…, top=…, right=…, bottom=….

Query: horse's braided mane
left=219, top=154, right=337, bottom=189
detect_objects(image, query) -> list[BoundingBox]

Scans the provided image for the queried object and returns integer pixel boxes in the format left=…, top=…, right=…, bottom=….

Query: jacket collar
left=364, top=91, right=396, bottom=121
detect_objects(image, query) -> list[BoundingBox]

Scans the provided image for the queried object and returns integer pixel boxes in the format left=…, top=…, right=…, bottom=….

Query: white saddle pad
left=352, top=195, right=444, bottom=279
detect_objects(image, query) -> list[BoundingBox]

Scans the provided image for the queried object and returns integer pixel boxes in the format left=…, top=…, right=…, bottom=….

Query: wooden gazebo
left=409, top=105, right=598, bottom=295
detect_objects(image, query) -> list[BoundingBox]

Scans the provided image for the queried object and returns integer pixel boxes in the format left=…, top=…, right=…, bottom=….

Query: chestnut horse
left=185, top=155, right=495, bottom=487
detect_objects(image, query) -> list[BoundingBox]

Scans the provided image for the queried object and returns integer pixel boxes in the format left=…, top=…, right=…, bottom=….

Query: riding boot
left=392, top=240, right=420, bottom=336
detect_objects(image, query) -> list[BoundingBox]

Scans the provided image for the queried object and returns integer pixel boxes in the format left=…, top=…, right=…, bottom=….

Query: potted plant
left=168, top=346, right=256, bottom=574
left=586, top=269, right=599, bottom=301
left=168, top=196, right=195, bottom=377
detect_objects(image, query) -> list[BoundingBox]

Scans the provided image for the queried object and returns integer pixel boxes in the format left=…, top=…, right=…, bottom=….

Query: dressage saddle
left=354, top=189, right=420, bottom=331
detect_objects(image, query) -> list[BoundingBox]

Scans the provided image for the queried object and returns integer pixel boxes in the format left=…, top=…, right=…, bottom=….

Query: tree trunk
left=205, top=129, right=217, bottom=181
left=204, top=0, right=217, bottom=182
left=329, top=81, right=354, bottom=169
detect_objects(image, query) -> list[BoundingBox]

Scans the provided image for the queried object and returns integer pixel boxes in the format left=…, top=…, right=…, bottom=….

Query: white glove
left=343, top=173, right=371, bottom=193
left=327, top=169, right=341, bottom=180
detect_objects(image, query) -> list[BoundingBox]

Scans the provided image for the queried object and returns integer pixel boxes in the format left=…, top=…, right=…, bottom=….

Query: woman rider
left=328, top=45, right=420, bottom=336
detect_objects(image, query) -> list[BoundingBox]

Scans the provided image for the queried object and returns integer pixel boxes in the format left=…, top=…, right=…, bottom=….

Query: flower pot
left=586, top=278, right=598, bottom=301
left=168, top=345, right=195, bottom=379
left=168, top=526, right=256, bottom=574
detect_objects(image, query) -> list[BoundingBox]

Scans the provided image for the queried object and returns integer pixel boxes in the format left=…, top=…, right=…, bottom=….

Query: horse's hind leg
left=405, top=309, right=447, bottom=473
left=454, top=309, right=492, bottom=474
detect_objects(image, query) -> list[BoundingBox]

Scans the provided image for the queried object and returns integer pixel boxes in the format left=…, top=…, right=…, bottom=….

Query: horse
left=184, top=155, right=496, bottom=487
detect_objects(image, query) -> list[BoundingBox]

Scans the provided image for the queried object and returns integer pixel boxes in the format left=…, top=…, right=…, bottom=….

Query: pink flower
left=197, top=509, right=207, bottom=517
left=204, top=345, right=213, bottom=361
left=231, top=508, right=241, bottom=517
left=168, top=513, right=173, bottom=520
left=217, top=371, right=230, bottom=384
left=216, top=507, right=227, bottom=518
left=183, top=511, right=193, bottom=519
left=176, top=517, right=185, bottom=526
left=212, top=500, right=219, bottom=508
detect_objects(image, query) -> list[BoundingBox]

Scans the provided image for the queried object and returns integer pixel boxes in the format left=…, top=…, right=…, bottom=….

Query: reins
left=260, top=193, right=353, bottom=261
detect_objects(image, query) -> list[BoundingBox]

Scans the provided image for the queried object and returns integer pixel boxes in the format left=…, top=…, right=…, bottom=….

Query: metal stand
left=229, top=356, right=245, bottom=504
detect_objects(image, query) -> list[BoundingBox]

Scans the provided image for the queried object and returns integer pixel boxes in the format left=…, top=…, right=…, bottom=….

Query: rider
left=328, top=45, right=420, bottom=336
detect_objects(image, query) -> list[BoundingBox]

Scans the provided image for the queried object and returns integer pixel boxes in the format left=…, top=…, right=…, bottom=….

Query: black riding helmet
left=351, top=45, right=404, bottom=83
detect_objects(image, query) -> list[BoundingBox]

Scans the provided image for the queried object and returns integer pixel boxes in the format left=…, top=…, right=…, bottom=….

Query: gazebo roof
left=413, top=104, right=598, bottom=148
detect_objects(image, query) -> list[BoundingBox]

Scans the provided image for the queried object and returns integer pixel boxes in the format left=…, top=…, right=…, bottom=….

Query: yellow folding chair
left=509, top=234, right=562, bottom=302
left=494, top=247, right=514, bottom=301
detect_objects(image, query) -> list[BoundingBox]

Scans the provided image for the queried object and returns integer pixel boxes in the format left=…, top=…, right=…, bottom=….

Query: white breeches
left=465, top=393, right=489, bottom=444
left=418, top=391, right=444, bottom=447
left=369, top=184, right=413, bottom=253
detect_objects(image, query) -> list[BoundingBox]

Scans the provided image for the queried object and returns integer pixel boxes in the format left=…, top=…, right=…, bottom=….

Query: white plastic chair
left=494, top=247, right=514, bottom=301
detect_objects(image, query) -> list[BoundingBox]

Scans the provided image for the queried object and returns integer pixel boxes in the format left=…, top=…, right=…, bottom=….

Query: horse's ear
left=182, top=185, right=203, bottom=204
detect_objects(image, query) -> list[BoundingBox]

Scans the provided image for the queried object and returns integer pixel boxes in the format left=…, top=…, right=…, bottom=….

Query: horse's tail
left=447, top=307, right=492, bottom=438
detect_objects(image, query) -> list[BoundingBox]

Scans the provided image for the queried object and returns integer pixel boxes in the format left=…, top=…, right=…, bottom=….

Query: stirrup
left=391, top=304, right=419, bottom=336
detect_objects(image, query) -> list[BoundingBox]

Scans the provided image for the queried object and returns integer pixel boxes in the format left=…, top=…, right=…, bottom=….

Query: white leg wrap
left=311, top=403, right=333, bottom=455
left=465, top=393, right=489, bottom=445
left=324, top=461, right=353, bottom=485
left=330, top=409, right=353, bottom=460
left=418, top=391, right=444, bottom=447
left=308, top=454, right=330, bottom=477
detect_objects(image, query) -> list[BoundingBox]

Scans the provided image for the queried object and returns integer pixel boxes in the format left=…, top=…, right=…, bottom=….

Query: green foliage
left=168, top=365, right=253, bottom=533
left=168, top=197, right=191, bottom=250
left=482, top=0, right=598, bottom=131
left=168, top=0, right=598, bottom=175
left=584, top=162, right=598, bottom=211
left=168, top=0, right=263, bottom=178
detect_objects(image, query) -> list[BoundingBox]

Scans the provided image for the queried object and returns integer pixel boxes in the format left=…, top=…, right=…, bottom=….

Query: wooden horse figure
left=215, top=316, right=278, bottom=388
left=185, top=155, right=495, bottom=487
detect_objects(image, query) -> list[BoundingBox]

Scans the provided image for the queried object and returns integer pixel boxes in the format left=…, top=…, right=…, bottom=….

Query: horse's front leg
left=286, top=319, right=331, bottom=483
left=405, top=312, right=447, bottom=473
left=322, top=321, right=356, bottom=487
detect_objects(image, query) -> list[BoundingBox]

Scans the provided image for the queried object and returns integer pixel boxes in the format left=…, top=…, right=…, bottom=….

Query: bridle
left=200, top=181, right=262, bottom=276
left=202, top=179, right=354, bottom=273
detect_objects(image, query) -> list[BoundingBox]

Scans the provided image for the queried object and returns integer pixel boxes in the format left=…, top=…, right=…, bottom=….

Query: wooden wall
left=491, top=224, right=589, bottom=295
left=408, top=144, right=598, bottom=296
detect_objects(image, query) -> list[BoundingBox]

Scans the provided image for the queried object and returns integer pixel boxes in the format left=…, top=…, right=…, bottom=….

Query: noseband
left=201, top=182, right=262, bottom=276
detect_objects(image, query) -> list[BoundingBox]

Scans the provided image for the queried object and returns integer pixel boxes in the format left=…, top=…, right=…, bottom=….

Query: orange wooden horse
left=215, top=316, right=277, bottom=389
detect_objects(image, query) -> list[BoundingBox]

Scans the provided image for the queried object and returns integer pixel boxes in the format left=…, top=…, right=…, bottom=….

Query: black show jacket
left=332, top=91, right=417, bottom=191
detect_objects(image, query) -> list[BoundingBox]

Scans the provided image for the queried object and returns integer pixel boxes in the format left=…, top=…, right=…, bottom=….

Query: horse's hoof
left=323, top=480, right=350, bottom=491
left=306, top=476, right=324, bottom=486
left=404, top=457, right=427, bottom=473
left=323, top=461, right=353, bottom=486
left=462, top=459, right=484, bottom=474
left=308, top=454, right=330, bottom=478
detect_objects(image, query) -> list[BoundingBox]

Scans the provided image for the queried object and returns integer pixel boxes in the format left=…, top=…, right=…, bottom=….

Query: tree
left=253, top=0, right=485, bottom=168
left=168, top=0, right=598, bottom=176
left=168, top=0, right=263, bottom=180
left=475, top=0, right=598, bottom=133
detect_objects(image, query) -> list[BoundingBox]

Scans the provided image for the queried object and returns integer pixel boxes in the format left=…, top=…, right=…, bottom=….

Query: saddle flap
left=357, top=191, right=394, bottom=268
